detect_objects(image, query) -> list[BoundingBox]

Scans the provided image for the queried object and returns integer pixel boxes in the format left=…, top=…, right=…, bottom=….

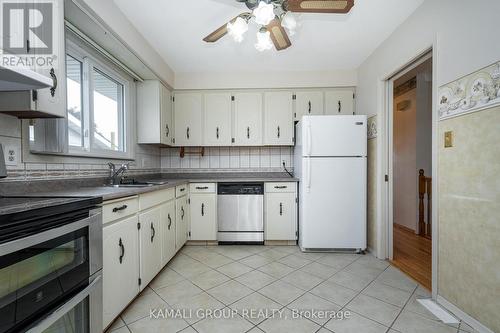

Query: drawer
left=176, top=184, right=188, bottom=197
left=139, top=188, right=175, bottom=211
left=102, top=196, right=139, bottom=225
left=265, top=182, right=297, bottom=193
left=189, top=183, right=216, bottom=193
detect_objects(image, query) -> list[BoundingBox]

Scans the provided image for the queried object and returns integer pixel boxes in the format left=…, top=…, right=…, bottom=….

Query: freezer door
left=299, top=157, right=367, bottom=250
left=301, top=115, right=367, bottom=157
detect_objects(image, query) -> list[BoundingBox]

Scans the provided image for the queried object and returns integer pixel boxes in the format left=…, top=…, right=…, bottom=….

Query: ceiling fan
left=203, top=0, right=355, bottom=51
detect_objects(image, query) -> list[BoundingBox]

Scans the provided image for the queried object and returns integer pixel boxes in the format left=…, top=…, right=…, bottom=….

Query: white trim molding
left=437, top=295, right=495, bottom=333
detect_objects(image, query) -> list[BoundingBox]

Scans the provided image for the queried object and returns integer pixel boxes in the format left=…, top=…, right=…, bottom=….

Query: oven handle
left=0, top=211, right=101, bottom=256
left=26, top=274, right=101, bottom=333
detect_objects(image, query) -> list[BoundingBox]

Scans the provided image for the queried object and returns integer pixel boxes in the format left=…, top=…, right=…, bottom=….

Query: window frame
left=65, top=39, right=133, bottom=160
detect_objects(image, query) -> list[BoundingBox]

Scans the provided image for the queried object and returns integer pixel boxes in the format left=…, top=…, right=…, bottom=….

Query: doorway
left=388, top=55, right=433, bottom=290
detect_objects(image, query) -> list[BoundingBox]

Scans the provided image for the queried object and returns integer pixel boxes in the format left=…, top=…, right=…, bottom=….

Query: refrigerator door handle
left=306, top=158, right=311, bottom=193
left=306, top=121, right=312, bottom=156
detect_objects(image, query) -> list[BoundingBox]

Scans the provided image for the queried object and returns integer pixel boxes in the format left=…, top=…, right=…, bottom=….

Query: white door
left=190, top=193, right=217, bottom=240
left=204, top=93, right=232, bottom=145
left=265, top=193, right=297, bottom=240
left=301, top=115, right=367, bottom=157
left=35, top=0, right=66, bottom=117
left=160, top=200, right=176, bottom=266
left=264, top=92, right=294, bottom=145
left=161, top=86, right=173, bottom=145
left=103, top=215, right=139, bottom=328
left=295, top=91, right=324, bottom=120
left=174, top=93, right=202, bottom=146
left=139, top=207, right=162, bottom=289
left=325, top=90, right=355, bottom=115
left=300, top=157, right=367, bottom=249
left=176, top=197, right=188, bottom=249
left=234, top=93, right=263, bottom=145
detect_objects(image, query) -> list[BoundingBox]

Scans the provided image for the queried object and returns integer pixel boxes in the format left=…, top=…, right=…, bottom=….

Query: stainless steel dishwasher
left=217, top=183, right=264, bottom=244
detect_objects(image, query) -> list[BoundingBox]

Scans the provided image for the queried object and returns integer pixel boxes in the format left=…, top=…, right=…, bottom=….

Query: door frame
left=379, top=46, right=439, bottom=299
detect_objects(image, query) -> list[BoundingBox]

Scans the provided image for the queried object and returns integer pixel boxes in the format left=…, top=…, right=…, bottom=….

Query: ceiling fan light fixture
left=253, top=1, right=275, bottom=25
left=281, top=12, right=297, bottom=36
left=227, top=16, right=249, bottom=42
left=255, top=28, right=273, bottom=51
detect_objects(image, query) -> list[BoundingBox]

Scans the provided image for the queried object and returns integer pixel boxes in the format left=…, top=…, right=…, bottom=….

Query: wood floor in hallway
left=391, top=224, right=432, bottom=290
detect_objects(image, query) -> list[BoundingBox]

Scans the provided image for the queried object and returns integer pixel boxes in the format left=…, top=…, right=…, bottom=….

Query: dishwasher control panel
left=217, top=183, right=264, bottom=195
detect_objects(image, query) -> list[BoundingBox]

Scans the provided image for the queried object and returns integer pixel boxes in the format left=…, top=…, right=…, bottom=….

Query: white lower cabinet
left=190, top=184, right=217, bottom=241
left=103, top=215, right=140, bottom=328
left=176, top=196, right=189, bottom=250
left=139, top=206, right=162, bottom=290
left=160, top=200, right=176, bottom=266
left=265, top=183, right=298, bottom=241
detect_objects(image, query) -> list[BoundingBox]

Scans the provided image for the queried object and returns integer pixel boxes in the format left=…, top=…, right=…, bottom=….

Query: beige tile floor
left=106, top=245, right=476, bottom=333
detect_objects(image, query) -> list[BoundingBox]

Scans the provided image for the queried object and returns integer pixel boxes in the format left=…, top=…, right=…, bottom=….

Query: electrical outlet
left=4, top=145, right=18, bottom=166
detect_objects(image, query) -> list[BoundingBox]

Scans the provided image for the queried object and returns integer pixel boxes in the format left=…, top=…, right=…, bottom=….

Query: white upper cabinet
left=137, top=80, right=173, bottom=145
left=325, top=89, right=355, bottom=115
left=174, top=93, right=203, bottom=146
left=204, top=93, right=232, bottom=146
left=234, top=92, right=263, bottom=146
left=264, top=91, right=294, bottom=145
left=295, top=91, right=324, bottom=120
left=35, top=0, right=67, bottom=118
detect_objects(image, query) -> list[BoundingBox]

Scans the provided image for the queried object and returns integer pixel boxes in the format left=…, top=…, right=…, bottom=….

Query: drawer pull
left=274, top=185, right=287, bottom=189
left=118, top=238, right=125, bottom=264
left=112, top=205, right=128, bottom=213
left=195, top=186, right=209, bottom=190
left=151, top=223, right=156, bottom=242
left=168, top=214, right=172, bottom=230
left=179, top=188, right=185, bottom=192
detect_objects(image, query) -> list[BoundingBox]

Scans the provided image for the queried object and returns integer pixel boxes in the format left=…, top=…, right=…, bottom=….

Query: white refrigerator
left=294, top=115, right=367, bottom=251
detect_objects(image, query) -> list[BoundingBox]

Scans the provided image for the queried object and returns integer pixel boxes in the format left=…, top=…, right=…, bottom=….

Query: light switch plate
left=444, top=131, right=453, bottom=148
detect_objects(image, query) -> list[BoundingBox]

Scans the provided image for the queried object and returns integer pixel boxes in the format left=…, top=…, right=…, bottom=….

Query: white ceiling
left=114, top=0, right=424, bottom=73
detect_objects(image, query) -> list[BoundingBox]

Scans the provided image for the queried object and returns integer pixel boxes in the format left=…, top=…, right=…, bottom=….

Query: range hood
left=0, top=66, right=52, bottom=91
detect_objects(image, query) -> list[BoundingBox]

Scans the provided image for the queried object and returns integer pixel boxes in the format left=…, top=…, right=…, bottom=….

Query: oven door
left=0, top=209, right=102, bottom=333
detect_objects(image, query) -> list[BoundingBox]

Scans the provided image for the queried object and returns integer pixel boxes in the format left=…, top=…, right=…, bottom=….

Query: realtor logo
left=2, top=1, right=53, bottom=54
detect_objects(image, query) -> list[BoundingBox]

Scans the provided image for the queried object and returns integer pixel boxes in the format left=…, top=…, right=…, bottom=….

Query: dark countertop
left=0, top=196, right=102, bottom=216
left=3, top=172, right=298, bottom=202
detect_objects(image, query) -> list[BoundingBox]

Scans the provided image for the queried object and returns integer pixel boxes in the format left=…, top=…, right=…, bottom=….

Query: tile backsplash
left=160, top=147, right=294, bottom=172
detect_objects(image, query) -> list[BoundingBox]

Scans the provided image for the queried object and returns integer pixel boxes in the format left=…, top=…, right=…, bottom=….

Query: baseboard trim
left=437, top=295, right=494, bottom=333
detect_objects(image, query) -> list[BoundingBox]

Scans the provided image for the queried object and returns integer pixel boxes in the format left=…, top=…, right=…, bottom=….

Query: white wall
left=175, top=69, right=357, bottom=90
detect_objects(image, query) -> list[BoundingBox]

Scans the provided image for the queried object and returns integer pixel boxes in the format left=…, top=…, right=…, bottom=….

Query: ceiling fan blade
left=203, top=15, right=240, bottom=43
left=286, top=0, right=354, bottom=13
left=266, top=19, right=292, bottom=51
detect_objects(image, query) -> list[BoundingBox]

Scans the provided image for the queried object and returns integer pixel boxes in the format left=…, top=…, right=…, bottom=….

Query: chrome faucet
left=108, top=162, right=129, bottom=185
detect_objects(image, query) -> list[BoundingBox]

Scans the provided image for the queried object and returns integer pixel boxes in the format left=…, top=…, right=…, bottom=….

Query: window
left=64, top=40, right=130, bottom=158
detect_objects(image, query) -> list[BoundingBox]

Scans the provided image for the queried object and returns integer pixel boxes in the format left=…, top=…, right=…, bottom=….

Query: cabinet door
left=176, top=197, right=188, bottom=250
left=190, top=193, right=217, bottom=240
left=204, top=93, right=232, bottom=145
left=325, top=90, right=355, bottom=115
left=174, top=93, right=202, bottom=146
left=139, top=207, right=162, bottom=289
left=264, top=92, right=294, bottom=145
left=265, top=193, right=297, bottom=240
left=161, top=85, right=173, bottom=145
left=234, top=93, right=263, bottom=145
left=295, top=91, right=324, bottom=120
left=35, top=0, right=66, bottom=118
left=103, top=215, right=139, bottom=328
left=160, top=200, right=176, bottom=266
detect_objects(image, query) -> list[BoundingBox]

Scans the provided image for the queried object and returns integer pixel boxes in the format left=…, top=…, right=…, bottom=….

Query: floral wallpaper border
left=438, top=61, right=500, bottom=120
left=368, top=115, right=378, bottom=139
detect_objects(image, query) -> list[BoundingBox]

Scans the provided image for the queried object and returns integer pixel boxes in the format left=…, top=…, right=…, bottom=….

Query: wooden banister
left=418, top=169, right=432, bottom=239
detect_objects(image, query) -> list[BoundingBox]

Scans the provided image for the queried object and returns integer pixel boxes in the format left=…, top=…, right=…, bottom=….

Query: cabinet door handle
left=179, top=188, right=185, bottom=192
left=168, top=213, right=172, bottom=230
left=49, top=68, right=57, bottom=97
left=118, top=238, right=125, bottom=264
left=308, top=101, right=312, bottom=114
left=274, top=185, right=287, bottom=189
left=186, top=127, right=190, bottom=139
left=201, top=203, right=205, bottom=216
left=277, top=126, right=280, bottom=138
left=112, top=204, right=128, bottom=213
left=216, top=127, right=219, bottom=139
left=279, top=203, right=283, bottom=216
left=150, top=223, right=155, bottom=242
left=247, top=126, right=250, bottom=139
left=166, top=124, right=169, bottom=137
left=181, top=207, right=185, bottom=220
left=338, top=100, right=342, bottom=113
left=196, top=186, right=209, bottom=190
